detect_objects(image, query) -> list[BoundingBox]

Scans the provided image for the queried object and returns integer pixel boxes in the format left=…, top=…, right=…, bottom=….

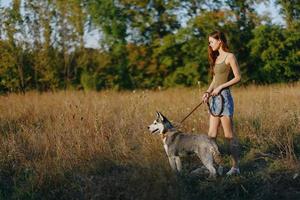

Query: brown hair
left=208, top=30, right=230, bottom=76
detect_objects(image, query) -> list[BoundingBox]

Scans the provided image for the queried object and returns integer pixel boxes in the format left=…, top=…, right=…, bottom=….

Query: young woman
left=202, top=30, right=241, bottom=175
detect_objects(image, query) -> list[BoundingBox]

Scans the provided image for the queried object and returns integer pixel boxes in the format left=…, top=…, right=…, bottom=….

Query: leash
left=179, top=93, right=225, bottom=124
left=180, top=101, right=204, bottom=123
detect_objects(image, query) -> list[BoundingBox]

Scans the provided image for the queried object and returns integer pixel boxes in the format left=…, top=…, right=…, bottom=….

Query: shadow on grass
left=0, top=141, right=300, bottom=200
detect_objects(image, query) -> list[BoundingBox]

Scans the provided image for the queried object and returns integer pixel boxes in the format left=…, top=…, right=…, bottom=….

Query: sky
left=1, top=0, right=284, bottom=49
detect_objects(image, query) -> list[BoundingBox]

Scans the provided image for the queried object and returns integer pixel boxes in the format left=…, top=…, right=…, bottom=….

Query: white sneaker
left=226, top=167, right=240, bottom=175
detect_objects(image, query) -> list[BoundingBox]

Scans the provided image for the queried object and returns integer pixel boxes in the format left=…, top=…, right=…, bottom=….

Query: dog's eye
left=154, top=122, right=157, bottom=125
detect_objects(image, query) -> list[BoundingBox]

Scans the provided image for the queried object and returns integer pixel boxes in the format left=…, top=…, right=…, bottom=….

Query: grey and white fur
left=148, top=111, right=223, bottom=178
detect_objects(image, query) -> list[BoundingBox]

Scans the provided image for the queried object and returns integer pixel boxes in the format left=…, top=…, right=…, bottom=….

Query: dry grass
left=0, top=83, right=299, bottom=199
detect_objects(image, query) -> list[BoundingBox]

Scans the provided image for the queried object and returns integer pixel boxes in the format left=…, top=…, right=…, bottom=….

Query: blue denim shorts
left=208, top=88, right=234, bottom=117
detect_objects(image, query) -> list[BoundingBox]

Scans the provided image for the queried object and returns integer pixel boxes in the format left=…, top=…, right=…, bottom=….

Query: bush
left=80, top=71, right=96, bottom=91
left=164, top=63, right=200, bottom=87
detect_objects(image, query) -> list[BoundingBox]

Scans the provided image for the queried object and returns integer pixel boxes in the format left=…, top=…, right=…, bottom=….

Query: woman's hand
left=211, top=86, right=222, bottom=96
left=202, top=92, right=210, bottom=103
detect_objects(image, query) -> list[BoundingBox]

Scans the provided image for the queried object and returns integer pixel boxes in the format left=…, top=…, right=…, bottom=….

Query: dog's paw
left=190, top=166, right=210, bottom=176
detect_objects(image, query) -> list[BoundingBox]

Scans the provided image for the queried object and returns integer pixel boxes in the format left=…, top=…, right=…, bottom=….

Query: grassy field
left=0, top=83, right=299, bottom=199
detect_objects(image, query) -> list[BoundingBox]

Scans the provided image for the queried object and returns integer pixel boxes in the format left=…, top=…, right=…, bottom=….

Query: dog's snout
left=147, top=126, right=149, bottom=129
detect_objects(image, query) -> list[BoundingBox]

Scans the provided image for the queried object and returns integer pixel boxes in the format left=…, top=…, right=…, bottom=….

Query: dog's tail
left=210, top=143, right=224, bottom=175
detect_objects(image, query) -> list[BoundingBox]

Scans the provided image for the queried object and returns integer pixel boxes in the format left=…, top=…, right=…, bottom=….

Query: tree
left=275, top=0, right=300, bottom=29
left=0, top=0, right=26, bottom=93
left=248, top=25, right=300, bottom=83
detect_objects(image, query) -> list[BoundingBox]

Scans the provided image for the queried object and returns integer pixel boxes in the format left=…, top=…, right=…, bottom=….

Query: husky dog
left=148, top=112, right=223, bottom=178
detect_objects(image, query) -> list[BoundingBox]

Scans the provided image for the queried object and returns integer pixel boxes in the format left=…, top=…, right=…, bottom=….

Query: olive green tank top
left=212, top=54, right=230, bottom=89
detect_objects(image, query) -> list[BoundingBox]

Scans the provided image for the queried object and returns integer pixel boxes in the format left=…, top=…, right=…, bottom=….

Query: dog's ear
left=156, top=111, right=170, bottom=123
left=158, top=112, right=167, bottom=122
left=156, top=111, right=163, bottom=121
left=161, top=113, right=172, bottom=125
left=156, top=111, right=160, bottom=119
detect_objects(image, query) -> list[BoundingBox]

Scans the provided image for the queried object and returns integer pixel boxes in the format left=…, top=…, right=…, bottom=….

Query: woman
left=202, top=30, right=241, bottom=175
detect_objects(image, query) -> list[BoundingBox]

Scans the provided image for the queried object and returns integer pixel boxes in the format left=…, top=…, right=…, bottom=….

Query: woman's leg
left=208, top=114, right=221, bottom=138
left=220, top=116, right=239, bottom=169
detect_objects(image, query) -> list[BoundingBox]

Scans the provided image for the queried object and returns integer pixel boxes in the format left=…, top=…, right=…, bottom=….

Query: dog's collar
left=160, top=130, right=180, bottom=140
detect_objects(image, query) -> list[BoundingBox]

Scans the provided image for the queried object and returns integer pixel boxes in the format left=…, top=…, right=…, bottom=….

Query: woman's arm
left=206, top=76, right=215, bottom=93
left=202, top=76, right=215, bottom=102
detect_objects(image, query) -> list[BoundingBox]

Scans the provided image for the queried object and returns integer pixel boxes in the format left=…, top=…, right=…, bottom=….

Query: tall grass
left=0, top=83, right=299, bottom=199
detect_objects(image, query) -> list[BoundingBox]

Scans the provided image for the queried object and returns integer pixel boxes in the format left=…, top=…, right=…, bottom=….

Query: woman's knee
left=208, top=117, right=220, bottom=137
left=208, top=130, right=218, bottom=138
left=208, top=126, right=218, bottom=137
left=220, top=116, right=234, bottom=138
left=224, top=132, right=234, bottom=139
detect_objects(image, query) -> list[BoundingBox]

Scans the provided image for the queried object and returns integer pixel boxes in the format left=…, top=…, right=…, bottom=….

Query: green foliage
left=80, top=70, right=96, bottom=91
left=164, top=63, right=199, bottom=87
left=275, top=0, right=300, bottom=29
left=248, top=25, right=300, bottom=83
left=0, top=41, right=19, bottom=92
left=0, top=0, right=299, bottom=93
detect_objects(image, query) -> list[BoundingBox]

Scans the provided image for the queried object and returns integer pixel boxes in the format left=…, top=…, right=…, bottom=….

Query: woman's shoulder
left=225, top=53, right=236, bottom=63
left=224, top=52, right=236, bottom=66
left=226, top=52, right=235, bottom=59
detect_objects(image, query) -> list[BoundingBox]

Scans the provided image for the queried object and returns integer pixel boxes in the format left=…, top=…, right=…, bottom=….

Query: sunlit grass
left=0, top=83, right=299, bottom=199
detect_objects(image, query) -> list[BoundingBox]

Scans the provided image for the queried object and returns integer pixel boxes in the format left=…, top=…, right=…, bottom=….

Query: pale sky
left=1, top=0, right=284, bottom=49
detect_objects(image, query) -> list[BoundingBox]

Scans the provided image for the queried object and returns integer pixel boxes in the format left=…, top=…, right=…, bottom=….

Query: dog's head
left=148, top=111, right=174, bottom=134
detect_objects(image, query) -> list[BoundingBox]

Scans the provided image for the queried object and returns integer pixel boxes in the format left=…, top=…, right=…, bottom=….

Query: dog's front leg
left=175, top=156, right=182, bottom=172
left=168, top=156, right=178, bottom=172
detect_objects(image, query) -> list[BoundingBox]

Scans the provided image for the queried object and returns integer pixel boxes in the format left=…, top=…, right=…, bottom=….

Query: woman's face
left=208, top=36, right=221, bottom=51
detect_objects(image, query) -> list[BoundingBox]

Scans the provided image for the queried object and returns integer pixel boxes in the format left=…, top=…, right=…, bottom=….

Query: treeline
left=0, top=0, right=299, bottom=93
